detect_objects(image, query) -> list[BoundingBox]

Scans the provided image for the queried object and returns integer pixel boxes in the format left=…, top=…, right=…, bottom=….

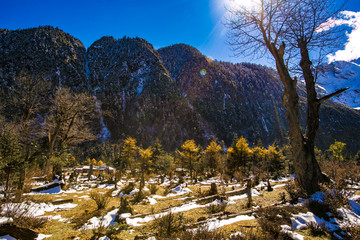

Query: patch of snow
left=198, top=214, right=255, bottom=231
left=51, top=214, right=67, bottom=222
left=281, top=225, right=304, bottom=240
left=148, top=197, right=157, bottom=205
left=93, top=96, right=111, bottom=141
left=99, top=236, right=110, bottom=240
left=37, top=185, right=62, bottom=194
left=78, top=195, right=90, bottom=199
left=262, top=116, right=269, bottom=133
left=35, top=234, right=52, bottom=240
left=349, top=200, right=360, bottom=215
left=172, top=185, right=192, bottom=194
left=230, top=232, right=245, bottom=238
left=80, top=209, right=118, bottom=230
left=56, top=67, right=61, bottom=87
left=1, top=201, right=77, bottom=217
left=291, top=212, right=339, bottom=232
left=228, top=189, right=260, bottom=203
left=273, top=184, right=286, bottom=189
left=122, top=89, right=126, bottom=112
left=136, top=78, right=144, bottom=96
left=0, top=235, right=17, bottom=240
left=0, top=217, right=12, bottom=225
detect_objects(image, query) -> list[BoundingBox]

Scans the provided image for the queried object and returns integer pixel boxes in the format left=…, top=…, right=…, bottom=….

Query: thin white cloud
left=318, top=11, right=360, bottom=63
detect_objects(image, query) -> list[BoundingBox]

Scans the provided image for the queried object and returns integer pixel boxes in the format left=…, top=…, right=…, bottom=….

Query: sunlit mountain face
left=317, top=60, right=360, bottom=109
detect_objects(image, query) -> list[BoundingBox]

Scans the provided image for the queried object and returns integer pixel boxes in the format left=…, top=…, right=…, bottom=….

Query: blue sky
left=1, top=0, right=360, bottom=65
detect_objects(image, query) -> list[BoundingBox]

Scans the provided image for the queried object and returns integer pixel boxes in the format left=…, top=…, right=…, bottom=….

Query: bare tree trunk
left=269, top=43, right=325, bottom=195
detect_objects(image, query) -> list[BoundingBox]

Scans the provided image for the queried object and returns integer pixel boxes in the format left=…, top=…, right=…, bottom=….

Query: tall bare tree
left=226, top=0, right=348, bottom=195
left=0, top=70, right=49, bottom=190
left=45, top=87, right=97, bottom=162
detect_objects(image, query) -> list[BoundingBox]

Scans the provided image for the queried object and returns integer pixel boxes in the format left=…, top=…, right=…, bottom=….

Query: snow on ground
left=78, top=195, right=90, bottom=199
left=0, top=217, right=12, bottom=225
left=97, top=184, right=115, bottom=189
left=51, top=214, right=68, bottom=222
left=228, top=189, right=260, bottom=203
left=35, top=234, right=52, bottom=240
left=148, top=197, right=157, bottom=205
left=80, top=209, right=118, bottom=230
left=118, top=187, right=139, bottom=197
left=292, top=191, right=360, bottom=234
left=291, top=211, right=340, bottom=232
left=0, top=235, right=17, bottom=240
left=281, top=225, right=304, bottom=240
left=273, top=183, right=286, bottom=189
left=193, top=214, right=255, bottom=231
left=98, top=236, right=110, bottom=240
left=1, top=201, right=77, bottom=217
left=151, top=185, right=192, bottom=199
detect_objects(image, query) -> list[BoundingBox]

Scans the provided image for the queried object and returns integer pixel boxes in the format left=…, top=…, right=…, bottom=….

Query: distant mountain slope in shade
left=0, top=26, right=88, bottom=91
left=0, top=26, right=359, bottom=152
left=317, top=61, right=360, bottom=109
left=159, top=44, right=360, bottom=152
left=87, top=37, right=209, bottom=150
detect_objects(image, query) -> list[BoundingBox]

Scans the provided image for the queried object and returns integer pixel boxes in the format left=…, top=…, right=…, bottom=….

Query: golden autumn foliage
left=178, top=140, right=200, bottom=182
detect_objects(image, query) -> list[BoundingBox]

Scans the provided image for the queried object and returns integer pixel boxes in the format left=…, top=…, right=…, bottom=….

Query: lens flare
left=200, top=69, right=207, bottom=77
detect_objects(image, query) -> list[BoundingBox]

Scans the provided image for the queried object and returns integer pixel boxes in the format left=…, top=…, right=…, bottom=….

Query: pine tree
left=151, top=139, right=164, bottom=173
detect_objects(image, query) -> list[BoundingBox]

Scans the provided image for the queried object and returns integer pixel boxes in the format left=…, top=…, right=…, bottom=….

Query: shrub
left=121, top=182, right=135, bottom=195
left=163, top=186, right=170, bottom=196
left=117, top=197, right=133, bottom=215
left=306, top=222, right=327, bottom=237
left=0, top=200, right=48, bottom=229
left=149, top=184, right=158, bottom=195
left=208, top=183, right=218, bottom=196
left=177, top=226, right=225, bottom=240
left=284, top=180, right=303, bottom=204
left=130, top=190, right=147, bottom=204
left=304, top=199, right=330, bottom=221
left=256, top=206, right=306, bottom=239
left=151, top=211, right=187, bottom=238
left=90, top=190, right=111, bottom=210
left=206, top=201, right=227, bottom=214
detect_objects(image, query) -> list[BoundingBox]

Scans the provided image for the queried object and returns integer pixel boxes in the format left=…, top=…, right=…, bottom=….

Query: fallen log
left=134, top=232, right=155, bottom=240
left=51, top=198, right=73, bottom=205
left=31, top=182, right=60, bottom=192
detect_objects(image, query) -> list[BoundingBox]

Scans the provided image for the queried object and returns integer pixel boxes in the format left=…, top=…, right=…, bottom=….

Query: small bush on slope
left=90, top=190, right=111, bottom=210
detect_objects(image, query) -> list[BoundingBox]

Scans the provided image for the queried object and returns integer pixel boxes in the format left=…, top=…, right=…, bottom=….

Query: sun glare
left=223, top=0, right=260, bottom=11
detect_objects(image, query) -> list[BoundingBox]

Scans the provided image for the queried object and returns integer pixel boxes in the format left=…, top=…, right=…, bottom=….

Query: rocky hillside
left=0, top=26, right=87, bottom=91
left=0, top=26, right=359, bottom=152
left=87, top=37, right=208, bottom=150
left=159, top=44, right=360, bottom=151
left=159, top=44, right=287, bottom=146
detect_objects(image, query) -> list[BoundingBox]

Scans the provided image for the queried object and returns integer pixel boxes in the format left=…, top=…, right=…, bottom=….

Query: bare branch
left=318, top=87, right=349, bottom=104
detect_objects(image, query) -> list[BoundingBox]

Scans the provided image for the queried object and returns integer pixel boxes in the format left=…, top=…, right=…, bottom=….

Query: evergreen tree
left=0, top=123, right=22, bottom=197
left=151, top=139, right=164, bottom=173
